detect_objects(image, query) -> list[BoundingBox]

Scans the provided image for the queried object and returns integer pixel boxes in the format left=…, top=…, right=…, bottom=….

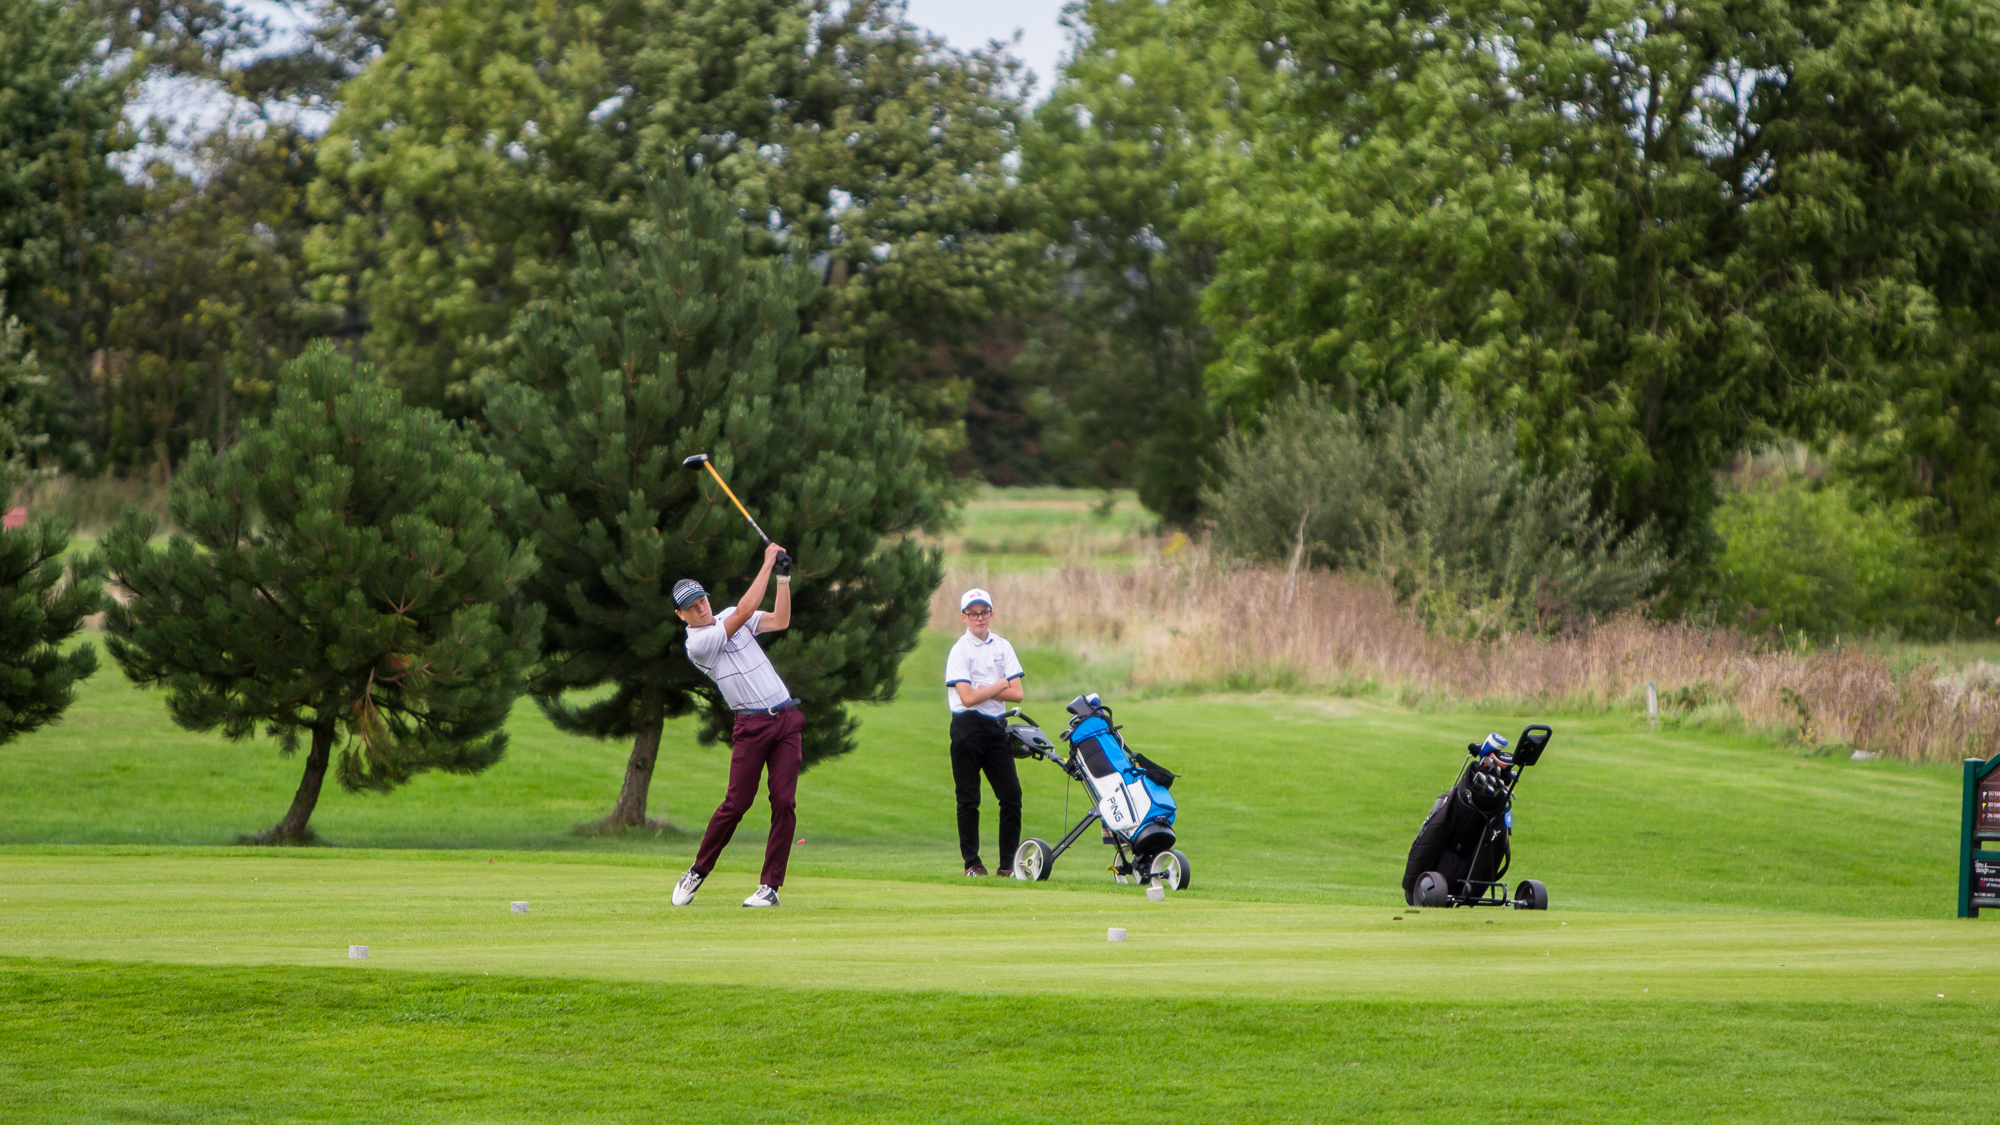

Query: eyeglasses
left=962, top=607, right=993, bottom=619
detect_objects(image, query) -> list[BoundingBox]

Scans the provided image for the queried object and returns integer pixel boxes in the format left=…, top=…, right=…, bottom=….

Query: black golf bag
left=1401, top=725, right=1552, bottom=909
left=1401, top=774, right=1510, bottom=905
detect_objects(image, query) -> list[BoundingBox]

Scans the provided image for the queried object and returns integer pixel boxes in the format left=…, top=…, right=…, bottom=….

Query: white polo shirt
left=944, top=629, right=1024, bottom=718
left=685, top=611, right=793, bottom=711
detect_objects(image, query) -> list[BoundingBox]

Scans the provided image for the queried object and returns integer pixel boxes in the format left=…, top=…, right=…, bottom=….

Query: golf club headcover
left=773, top=551, right=793, bottom=576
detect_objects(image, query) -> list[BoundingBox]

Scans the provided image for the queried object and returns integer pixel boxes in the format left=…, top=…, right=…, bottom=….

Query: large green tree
left=0, top=0, right=137, bottom=411
left=1022, top=0, right=1261, bottom=522
left=309, top=0, right=1040, bottom=474
left=94, top=126, right=334, bottom=474
left=101, top=342, right=543, bottom=843
left=78, top=0, right=356, bottom=473
left=1191, top=0, right=2000, bottom=597
left=1838, top=356, right=2000, bottom=632
left=1801, top=2, right=2000, bottom=630
left=2, top=0, right=343, bottom=475
left=484, top=174, right=943, bottom=829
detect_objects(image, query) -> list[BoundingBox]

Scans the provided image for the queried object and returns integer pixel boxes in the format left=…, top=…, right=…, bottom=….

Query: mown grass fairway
left=0, top=635, right=1966, bottom=916
left=926, top=484, right=1159, bottom=572
left=2, top=852, right=1992, bottom=1002
left=1, top=629, right=1993, bottom=1121
left=3, top=960, right=1987, bottom=1124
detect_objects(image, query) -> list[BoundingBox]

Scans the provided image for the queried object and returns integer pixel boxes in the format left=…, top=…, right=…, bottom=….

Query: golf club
left=682, top=453, right=772, bottom=545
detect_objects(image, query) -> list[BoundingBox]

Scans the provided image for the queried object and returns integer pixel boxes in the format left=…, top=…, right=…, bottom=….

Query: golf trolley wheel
left=1013, top=838, right=1055, bottom=882
left=1149, top=849, right=1191, bottom=891
left=1514, top=878, right=1549, bottom=910
left=1414, top=870, right=1452, bottom=908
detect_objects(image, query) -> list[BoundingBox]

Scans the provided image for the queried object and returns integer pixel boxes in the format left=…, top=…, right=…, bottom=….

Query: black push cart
left=1405, top=724, right=1553, bottom=910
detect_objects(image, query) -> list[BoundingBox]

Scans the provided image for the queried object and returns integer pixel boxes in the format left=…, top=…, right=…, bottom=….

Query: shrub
left=1713, top=474, right=1943, bottom=640
left=1207, top=387, right=1662, bottom=634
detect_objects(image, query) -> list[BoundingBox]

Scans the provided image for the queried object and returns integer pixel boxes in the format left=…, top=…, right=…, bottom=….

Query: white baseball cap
left=959, top=588, right=993, bottom=612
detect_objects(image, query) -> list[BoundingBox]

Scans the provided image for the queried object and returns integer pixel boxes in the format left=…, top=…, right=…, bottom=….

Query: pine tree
left=0, top=313, right=101, bottom=744
left=100, top=342, right=543, bottom=843
left=484, top=172, right=944, bottom=830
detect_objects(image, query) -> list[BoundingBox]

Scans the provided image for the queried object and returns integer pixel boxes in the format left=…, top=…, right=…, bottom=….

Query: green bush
left=1207, top=387, right=1662, bottom=635
left=1713, top=475, right=1943, bottom=640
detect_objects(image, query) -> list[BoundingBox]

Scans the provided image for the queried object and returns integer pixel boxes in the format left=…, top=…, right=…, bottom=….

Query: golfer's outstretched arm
left=722, top=544, right=783, bottom=635
left=763, top=565, right=791, bottom=632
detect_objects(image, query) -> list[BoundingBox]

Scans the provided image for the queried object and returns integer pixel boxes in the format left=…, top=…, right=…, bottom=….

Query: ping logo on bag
left=1067, top=711, right=1177, bottom=839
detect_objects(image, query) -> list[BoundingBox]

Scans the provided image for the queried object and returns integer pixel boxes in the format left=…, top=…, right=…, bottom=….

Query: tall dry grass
left=933, top=554, right=2000, bottom=764
left=9, top=473, right=170, bottom=532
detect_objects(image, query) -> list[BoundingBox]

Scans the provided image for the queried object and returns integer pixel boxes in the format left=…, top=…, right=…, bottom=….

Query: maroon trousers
left=692, top=706, right=805, bottom=887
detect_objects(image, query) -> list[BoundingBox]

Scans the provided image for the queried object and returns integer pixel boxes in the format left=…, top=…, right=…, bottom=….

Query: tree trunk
left=609, top=710, right=666, bottom=827
left=1282, top=506, right=1310, bottom=608
left=265, top=722, right=335, bottom=844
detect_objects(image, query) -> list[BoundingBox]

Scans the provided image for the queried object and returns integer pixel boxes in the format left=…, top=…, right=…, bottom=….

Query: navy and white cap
left=959, top=588, right=993, bottom=612
left=673, top=579, right=708, bottom=610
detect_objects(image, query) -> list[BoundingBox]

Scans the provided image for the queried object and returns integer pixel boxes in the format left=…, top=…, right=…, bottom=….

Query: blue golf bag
left=1001, top=692, right=1190, bottom=892
left=1067, top=711, right=1178, bottom=856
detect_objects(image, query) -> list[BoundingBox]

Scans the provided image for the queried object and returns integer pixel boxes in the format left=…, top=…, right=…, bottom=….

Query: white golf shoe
left=743, top=885, right=780, bottom=908
left=671, top=867, right=705, bottom=906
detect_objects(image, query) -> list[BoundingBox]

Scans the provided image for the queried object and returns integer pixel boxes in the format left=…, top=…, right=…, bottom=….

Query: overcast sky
left=903, top=0, right=1073, bottom=97
left=228, top=1, right=1081, bottom=100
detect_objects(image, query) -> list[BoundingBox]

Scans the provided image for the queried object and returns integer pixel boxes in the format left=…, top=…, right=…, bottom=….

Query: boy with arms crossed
left=945, top=588, right=1025, bottom=877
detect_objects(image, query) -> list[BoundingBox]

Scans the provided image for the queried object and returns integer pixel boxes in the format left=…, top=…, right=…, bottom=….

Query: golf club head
left=681, top=453, right=710, bottom=469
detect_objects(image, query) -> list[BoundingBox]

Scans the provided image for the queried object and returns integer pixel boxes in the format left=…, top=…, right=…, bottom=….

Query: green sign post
left=1961, top=751, right=2000, bottom=918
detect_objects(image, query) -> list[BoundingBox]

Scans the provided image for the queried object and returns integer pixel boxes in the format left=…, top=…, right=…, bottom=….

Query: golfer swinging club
left=671, top=542, right=799, bottom=908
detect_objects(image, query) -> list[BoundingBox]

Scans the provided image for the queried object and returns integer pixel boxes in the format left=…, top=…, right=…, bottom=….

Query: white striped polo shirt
left=685, top=611, right=793, bottom=711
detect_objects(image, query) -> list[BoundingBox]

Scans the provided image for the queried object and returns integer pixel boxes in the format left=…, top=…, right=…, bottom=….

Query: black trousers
left=950, top=711, right=1022, bottom=869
